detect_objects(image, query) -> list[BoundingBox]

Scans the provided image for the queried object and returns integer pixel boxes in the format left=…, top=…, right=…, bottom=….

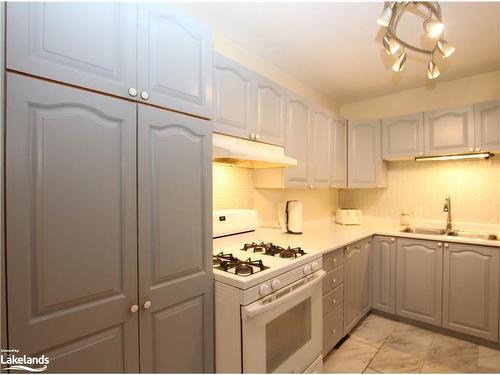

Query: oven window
left=265, top=297, right=312, bottom=372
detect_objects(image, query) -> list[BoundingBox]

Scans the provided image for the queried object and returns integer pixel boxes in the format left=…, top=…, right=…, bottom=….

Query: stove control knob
left=303, top=264, right=312, bottom=275
left=311, top=261, right=321, bottom=272
left=271, top=279, right=282, bottom=290
left=259, top=284, right=272, bottom=296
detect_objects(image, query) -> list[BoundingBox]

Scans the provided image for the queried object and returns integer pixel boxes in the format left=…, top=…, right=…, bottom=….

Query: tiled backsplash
left=213, top=164, right=253, bottom=209
left=340, top=158, right=500, bottom=224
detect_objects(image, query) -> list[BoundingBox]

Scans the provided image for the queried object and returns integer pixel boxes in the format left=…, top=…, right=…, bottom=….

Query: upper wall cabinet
left=424, top=105, right=475, bottom=155
left=474, top=100, right=500, bottom=152
left=137, top=4, right=213, bottom=118
left=213, top=54, right=254, bottom=139
left=213, top=53, right=286, bottom=146
left=284, top=92, right=312, bottom=187
left=7, top=3, right=213, bottom=119
left=348, top=120, right=387, bottom=189
left=7, top=2, right=138, bottom=99
left=331, top=118, right=348, bottom=189
left=382, top=113, right=424, bottom=160
left=310, top=106, right=332, bottom=189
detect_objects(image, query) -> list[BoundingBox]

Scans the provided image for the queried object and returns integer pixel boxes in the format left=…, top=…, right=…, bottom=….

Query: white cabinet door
left=372, top=236, right=396, bottom=314
left=360, top=238, right=372, bottom=316
left=331, top=118, right=347, bottom=189
left=212, top=53, right=254, bottom=139
left=7, top=2, right=137, bottom=100
left=442, top=243, right=499, bottom=342
left=396, top=238, right=443, bottom=327
left=310, top=107, right=332, bottom=188
left=344, top=244, right=362, bottom=333
left=348, top=120, right=386, bottom=188
left=285, top=92, right=311, bottom=188
left=424, top=105, right=474, bottom=155
left=137, top=4, right=212, bottom=118
left=254, top=74, right=286, bottom=146
left=382, top=113, right=424, bottom=160
left=474, top=100, right=500, bottom=152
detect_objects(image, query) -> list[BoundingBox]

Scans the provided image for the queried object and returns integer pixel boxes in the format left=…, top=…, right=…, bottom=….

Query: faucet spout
left=443, top=195, right=452, bottom=233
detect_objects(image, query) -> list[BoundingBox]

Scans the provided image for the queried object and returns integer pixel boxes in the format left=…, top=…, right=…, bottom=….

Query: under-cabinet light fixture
left=415, top=152, right=494, bottom=162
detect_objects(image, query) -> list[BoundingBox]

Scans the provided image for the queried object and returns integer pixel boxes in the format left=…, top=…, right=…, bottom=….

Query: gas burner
left=279, top=246, right=306, bottom=259
left=241, top=242, right=273, bottom=253
left=214, top=256, right=269, bottom=277
left=212, top=252, right=238, bottom=267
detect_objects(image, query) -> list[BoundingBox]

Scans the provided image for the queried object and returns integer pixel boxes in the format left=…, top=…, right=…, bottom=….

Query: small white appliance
left=277, top=200, right=303, bottom=234
left=335, top=208, right=363, bottom=225
left=213, top=209, right=324, bottom=373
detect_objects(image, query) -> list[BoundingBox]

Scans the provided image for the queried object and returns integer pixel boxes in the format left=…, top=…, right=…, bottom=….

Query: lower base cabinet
left=442, top=243, right=499, bottom=342
left=396, top=238, right=443, bottom=327
left=323, top=307, right=344, bottom=354
left=372, top=236, right=396, bottom=314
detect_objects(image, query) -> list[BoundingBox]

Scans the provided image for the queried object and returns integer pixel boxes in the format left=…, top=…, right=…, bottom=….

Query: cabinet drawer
left=323, top=306, right=344, bottom=355
left=323, top=265, right=344, bottom=294
left=323, top=248, right=344, bottom=272
left=323, top=284, right=344, bottom=316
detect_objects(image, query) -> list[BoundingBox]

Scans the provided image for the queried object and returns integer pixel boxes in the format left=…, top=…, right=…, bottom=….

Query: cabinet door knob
left=331, top=278, right=336, bottom=284
left=128, top=88, right=137, bottom=97
left=330, top=184, right=334, bottom=189
left=130, top=304, right=139, bottom=313
left=377, top=184, right=381, bottom=188
left=140, top=91, right=149, bottom=100
left=391, top=238, right=395, bottom=242
left=444, top=243, right=449, bottom=248
left=309, top=184, right=313, bottom=189
left=331, top=258, right=336, bottom=263
left=249, top=133, right=255, bottom=140
left=255, top=134, right=260, bottom=140
left=419, top=152, right=424, bottom=156
left=475, top=147, right=481, bottom=152
left=330, top=328, right=336, bottom=335
left=331, top=299, right=337, bottom=305
left=143, top=300, right=152, bottom=310
left=438, top=242, right=442, bottom=247
left=469, top=147, right=474, bottom=151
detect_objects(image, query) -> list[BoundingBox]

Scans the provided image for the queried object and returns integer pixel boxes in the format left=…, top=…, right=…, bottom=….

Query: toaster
left=335, top=208, right=363, bottom=225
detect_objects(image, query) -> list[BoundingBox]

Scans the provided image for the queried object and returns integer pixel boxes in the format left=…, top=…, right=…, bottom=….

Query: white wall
left=340, top=70, right=500, bottom=119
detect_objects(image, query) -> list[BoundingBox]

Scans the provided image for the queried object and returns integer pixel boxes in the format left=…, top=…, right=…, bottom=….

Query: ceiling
left=176, top=2, right=500, bottom=105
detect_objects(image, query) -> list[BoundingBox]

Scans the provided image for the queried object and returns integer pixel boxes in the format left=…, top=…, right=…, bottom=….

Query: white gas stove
left=213, top=209, right=324, bottom=374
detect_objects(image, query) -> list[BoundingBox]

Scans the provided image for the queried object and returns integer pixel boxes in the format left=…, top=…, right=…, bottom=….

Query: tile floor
left=323, top=314, right=500, bottom=373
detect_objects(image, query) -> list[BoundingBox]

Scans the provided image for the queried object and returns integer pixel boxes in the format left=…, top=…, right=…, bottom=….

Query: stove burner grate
left=212, top=253, right=269, bottom=277
left=241, top=242, right=307, bottom=258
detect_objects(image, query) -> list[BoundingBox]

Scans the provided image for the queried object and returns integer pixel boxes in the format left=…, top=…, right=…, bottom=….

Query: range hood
left=212, top=133, right=297, bottom=168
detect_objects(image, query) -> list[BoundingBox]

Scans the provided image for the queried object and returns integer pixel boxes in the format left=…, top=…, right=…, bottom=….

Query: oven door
left=241, top=270, right=325, bottom=373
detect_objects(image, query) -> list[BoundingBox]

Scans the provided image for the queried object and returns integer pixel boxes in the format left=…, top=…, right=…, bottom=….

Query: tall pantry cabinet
left=4, top=2, right=214, bottom=373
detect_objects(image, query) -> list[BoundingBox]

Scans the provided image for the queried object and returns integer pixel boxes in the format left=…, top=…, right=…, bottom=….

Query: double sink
left=401, top=227, right=499, bottom=241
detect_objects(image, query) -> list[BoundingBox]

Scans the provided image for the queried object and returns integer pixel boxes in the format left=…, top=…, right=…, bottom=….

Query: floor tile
left=323, top=336, right=379, bottom=373
left=369, top=347, right=424, bottom=373
left=381, top=322, right=434, bottom=359
left=424, top=333, right=479, bottom=373
left=349, top=315, right=397, bottom=349
left=363, top=367, right=382, bottom=373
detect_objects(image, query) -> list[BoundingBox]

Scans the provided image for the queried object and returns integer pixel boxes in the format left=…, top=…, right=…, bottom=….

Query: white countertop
left=252, top=217, right=500, bottom=256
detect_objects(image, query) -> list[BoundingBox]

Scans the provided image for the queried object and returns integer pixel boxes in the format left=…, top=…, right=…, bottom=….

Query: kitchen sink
left=400, top=227, right=447, bottom=235
left=446, top=230, right=498, bottom=241
left=400, top=227, right=498, bottom=241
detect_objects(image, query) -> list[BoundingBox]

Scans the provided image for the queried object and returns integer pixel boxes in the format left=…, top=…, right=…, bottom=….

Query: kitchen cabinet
left=331, top=117, right=348, bottom=189
left=372, top=236, right=396, bottom=315
left=348, top=120, right=387, bottom=188
left=310, top=106, right=332, bottom=188
left=382, top=113, right=424, bottom=160
left=138, top=105, right=213, bottom=372
left=442, top=243, right=499, bottom=342
left=5, top=73, right=214, bottom=372
left=5, top=73, right=139, bottom=371
left=474, top=100, right=500, bottom=152
left=284, top=92, right=312, bottom=187
left=7, top=2, right=137, bottom=101
left=344, top=238, right=372, bottom=333
left=322, top=248, right=344, bottom=355
left=396, top=238, right=443, bottom=327
left=7, top=2, right=213, bottom=118
left=424, top=105, right=475, bottom=155
left=213, top=53, right=286, bottom=146
left=137, top=3, right=213, bottom=118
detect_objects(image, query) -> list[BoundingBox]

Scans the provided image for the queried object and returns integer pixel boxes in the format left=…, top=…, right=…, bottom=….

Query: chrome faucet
left=443, top=195, right=452, bottom=233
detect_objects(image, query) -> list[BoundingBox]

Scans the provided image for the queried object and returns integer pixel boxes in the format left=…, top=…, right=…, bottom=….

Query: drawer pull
left=331, top=278, right=336, bottom=284
left=331, top=299, right=337, bottom=305
left=330, top=328, right=336, bottom=335
left=331, top=258, right=337, bottom=263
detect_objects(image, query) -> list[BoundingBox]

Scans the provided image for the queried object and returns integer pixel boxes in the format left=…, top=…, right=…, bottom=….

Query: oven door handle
left=242, top=270, right=325, bottom=320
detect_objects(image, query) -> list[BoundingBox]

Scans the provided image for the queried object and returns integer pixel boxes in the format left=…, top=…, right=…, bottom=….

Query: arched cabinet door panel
left=474, top=100, right=500, bottom=152
left=372, top=236, right=396, bottom=314
left=137, top=3, right=213, bottom=118
left=6, top=73, right=139, bottom=372
left=137, top=104, right=214, bottom=372
left=7, top=2, right=138, bottom=99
